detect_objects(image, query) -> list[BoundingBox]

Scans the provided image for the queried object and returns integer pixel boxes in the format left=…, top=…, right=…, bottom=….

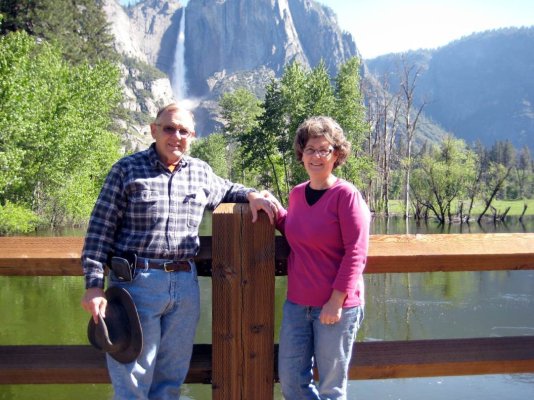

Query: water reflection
left=1, top=215, right=534, bottom=399
left=371, top=215, right=534, bottom=234
left=25, top=214, right=534, bottom=237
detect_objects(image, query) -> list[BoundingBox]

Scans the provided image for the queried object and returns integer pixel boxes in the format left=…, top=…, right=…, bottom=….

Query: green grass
left=387, top=199, right=534, bottom=217
left=481, top=199, right=534, bottom=216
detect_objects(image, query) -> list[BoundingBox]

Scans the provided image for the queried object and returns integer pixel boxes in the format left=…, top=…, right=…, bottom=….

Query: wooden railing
left=1, top=203, right=534, bottom=399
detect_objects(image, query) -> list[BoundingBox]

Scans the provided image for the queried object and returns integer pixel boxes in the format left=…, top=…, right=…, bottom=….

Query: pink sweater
left=275, top=179, right=371, bottom=307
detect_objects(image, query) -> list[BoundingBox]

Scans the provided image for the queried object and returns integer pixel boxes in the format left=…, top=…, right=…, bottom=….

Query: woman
left=272, top=116, right=371, bottom=399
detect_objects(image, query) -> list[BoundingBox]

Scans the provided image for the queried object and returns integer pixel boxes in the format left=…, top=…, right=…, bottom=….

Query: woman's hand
left=319, top=290, right=347, bottom=325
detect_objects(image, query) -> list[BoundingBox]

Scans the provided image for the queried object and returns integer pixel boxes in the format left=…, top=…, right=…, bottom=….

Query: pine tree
left=1, top=0, right=117, bottom=65
left=0, top=0, right=36, bottom=35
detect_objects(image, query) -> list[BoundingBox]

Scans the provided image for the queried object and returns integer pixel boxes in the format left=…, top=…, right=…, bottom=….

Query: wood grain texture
left=211, top=204, right=275, bottom=400
left=3, top=233, right=534, bottom=276
left=2, top=337, right=533, bottom=384
left=0, top=344, right=211, bottom=384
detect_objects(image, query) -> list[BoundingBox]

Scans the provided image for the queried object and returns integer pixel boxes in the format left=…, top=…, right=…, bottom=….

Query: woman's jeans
left=107, top=262, right=200, bottom=399
left=278, top=300, right=363, bottom=400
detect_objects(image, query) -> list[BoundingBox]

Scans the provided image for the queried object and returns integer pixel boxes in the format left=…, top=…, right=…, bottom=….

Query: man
left=81, top=103, right=276, bottom=399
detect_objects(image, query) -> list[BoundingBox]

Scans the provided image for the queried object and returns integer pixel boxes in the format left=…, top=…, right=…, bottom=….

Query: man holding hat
left=87, top=286, right=143, bottom=365
left=81, top=103, right=276, bottom=399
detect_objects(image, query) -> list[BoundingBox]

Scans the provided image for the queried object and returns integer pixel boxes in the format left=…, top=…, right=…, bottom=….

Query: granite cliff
left=106, top=0, right=359, bottom=136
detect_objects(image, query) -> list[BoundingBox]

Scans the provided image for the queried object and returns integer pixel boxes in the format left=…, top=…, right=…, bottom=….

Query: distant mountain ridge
left=365, top=27, right=534, bottom=151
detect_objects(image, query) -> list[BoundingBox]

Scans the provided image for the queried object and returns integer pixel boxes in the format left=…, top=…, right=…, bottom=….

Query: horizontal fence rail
left=2, top=233, right=534, bottom=276
left=1, top=206, right=534, bottom=394
left=3, top=336, right=534, bottom=384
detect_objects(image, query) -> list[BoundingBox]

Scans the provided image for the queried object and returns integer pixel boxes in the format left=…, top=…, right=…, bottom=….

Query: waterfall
left=172, top=6, right=187, bottom=101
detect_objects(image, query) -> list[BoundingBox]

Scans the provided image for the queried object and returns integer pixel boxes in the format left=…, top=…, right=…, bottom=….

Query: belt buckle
left=163, top=261, right=175, bottom=272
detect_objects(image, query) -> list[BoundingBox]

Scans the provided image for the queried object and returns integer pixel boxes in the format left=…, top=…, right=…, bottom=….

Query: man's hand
left=247, top=191, right=279, bottom=224
left=81, top=287, right=107, bottom=324
left=260, top=190, right=283, bottom=210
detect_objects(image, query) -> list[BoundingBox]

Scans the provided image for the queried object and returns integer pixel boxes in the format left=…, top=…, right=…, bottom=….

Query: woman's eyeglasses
left=156, top=124, right=193, bottom=138
left=303, top=147, right=334, bottom=158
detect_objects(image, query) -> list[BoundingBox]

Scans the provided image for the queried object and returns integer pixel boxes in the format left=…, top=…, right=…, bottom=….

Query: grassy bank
left=388, top=199, right=534, bottom=217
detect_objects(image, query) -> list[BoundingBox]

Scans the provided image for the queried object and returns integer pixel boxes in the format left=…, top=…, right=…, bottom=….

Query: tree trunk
left=519, top=204, right=528, bottom=222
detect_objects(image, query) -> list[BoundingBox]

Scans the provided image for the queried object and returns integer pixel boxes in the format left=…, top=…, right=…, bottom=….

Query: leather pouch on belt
left=110, top=253, right=137, bottom=282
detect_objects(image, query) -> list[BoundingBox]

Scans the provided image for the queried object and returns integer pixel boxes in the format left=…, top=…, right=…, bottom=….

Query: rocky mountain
left=183, top=0, right=357, bottom=97
left=103, top=0, right=176, bottom=151
left=365, top=27, right=534, bottom=151
left=106, top=0, right=360, bottom=136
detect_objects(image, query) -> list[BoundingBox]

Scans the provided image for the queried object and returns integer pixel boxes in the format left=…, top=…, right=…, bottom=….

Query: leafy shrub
left=0, top=202, right=41, bottom=235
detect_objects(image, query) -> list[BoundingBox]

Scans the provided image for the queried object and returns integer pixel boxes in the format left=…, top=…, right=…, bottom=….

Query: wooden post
left=211, top=203, right=275, bottom=400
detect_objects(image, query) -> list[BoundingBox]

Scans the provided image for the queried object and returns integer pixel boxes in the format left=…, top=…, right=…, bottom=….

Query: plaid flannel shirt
left=82, top=144, right=255, bottom=289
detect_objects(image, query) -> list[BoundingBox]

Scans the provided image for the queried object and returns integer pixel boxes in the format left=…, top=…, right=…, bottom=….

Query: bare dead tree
left=519, top=203, right=528, bottom=222
left=477, top=165, right=513, bottom=223
left=376, top=74, right=401, bottom=216
left=399, top=57, right=426, bottom=219
left=466, top=142, right=487, bottom=221
left=362, top=73, right=401, bottom=215
left=362, top=77, right=380, bottom=209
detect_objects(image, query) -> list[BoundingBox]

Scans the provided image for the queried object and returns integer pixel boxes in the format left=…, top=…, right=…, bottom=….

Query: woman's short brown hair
left=293, top=116, right=351, bottom=169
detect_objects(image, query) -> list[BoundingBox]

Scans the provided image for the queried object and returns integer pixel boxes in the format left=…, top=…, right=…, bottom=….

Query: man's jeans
left=107, top=262, right=200, bottom=399
left=278, top=300, right=363, bottom=400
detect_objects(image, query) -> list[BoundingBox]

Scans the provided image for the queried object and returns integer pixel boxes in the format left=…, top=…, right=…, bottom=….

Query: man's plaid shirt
left=82, top=144, right=255, bottom=289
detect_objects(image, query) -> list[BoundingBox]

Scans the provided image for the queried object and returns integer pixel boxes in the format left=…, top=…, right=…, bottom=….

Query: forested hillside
left=0, top=0, right=125, bottom=232
left=365, top=27, right=534, bottom=152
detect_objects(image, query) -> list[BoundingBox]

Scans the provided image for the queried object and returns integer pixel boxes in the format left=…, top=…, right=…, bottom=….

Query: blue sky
left=119, top=0, right=534, bottom=58
left=318, top=0, right=534, bottom=58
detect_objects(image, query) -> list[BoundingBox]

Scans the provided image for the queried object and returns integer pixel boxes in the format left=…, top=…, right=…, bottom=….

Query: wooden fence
left=1, top=203, right=534, bottom=399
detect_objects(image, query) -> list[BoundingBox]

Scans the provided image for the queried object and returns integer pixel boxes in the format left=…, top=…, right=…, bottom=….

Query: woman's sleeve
left=275, top=207, right=288, bottom=235
left=332, top=188, right=371, bottom=294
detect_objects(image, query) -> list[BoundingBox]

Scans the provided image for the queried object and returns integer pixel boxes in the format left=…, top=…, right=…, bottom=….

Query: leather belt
left=136, top=257, right=191, bottom=273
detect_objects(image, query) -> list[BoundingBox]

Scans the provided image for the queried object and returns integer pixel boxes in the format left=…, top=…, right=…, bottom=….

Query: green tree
left=0, top=201, right=40, bottom=234
left=219, top=88, right=263, bottom=139
left=0, top=0, right=35, bottom=34
left=305, top=60, right=335, bottom=116
left=516, top=145, right=533, bottom=199
left=0, top=31, right=122, bottom=229
left=190, top=133, right=230, bottom=179
left=410, top=137, right=476, bottom=223
left=1, top=0, right=117, bottom=65
left=275, top=62, right=311, bottom=191
left=252, top=61, right=346, bottom=203
left=219, top=88, right=263, bottom=184
left=220, top=59, right=370, bottom=205
left=488, top=140, right=516, bottom=199
left=477, top=162, right=514, bottom=222
left=248, top=79, right=289, bottom=200
left=333, top=57, right=372, bottom=189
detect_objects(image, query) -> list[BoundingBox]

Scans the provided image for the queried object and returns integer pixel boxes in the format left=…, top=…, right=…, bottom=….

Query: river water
left=1, top=215, right=533, bottom=399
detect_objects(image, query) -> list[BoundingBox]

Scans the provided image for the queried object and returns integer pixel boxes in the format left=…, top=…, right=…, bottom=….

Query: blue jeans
left=278, top=300, right=363, bottom=400
left=107, top=262, right=200, bottom=399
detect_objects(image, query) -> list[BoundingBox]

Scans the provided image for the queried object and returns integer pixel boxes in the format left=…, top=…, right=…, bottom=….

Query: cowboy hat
left=87, top=287, right=143, bottom=364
